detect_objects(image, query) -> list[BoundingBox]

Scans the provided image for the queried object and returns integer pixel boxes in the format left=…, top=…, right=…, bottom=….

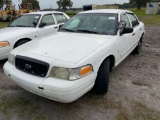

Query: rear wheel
left=14, top=40, right=29, bottom=48
left=133, top=37, right=143, bottom=54
left=93, top=58, right=110, bottom=94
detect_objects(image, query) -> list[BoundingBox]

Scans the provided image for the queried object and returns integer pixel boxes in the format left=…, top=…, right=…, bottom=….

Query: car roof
left=79, top=9, right=133, bottom=14
left=25, top=11, right=64, bottom=15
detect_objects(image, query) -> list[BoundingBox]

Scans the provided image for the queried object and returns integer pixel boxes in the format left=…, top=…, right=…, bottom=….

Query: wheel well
left=14, top=38, right=31, bottom=48
left=140, top=33, right=144, bottom=41
left=101, top=55, right=115, bottom=71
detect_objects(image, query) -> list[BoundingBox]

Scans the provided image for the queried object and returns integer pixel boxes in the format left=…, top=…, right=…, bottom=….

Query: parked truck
left=0, top=3, right=36, bottom=22
left=82, top=4, right=119, bottom=11
left=0, top=4, right=18, bottom=22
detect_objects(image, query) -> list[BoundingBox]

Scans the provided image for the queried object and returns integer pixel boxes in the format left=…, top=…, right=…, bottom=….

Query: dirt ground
left=0, top=26, right=160, bottom=120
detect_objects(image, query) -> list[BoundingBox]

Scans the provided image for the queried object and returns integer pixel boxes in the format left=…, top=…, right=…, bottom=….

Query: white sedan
left=0, top=11, right=70, bottom=60
left=4, top=9, right=145, bottom=103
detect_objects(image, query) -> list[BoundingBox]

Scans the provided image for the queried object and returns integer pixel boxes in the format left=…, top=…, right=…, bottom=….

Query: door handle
left=132, top=33, right=135, bottom=36
left=54, top=26, right=58, bottom=29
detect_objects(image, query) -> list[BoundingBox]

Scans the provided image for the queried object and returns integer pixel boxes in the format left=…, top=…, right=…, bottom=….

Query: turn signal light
left=0, top=41, right=9, bottom=47
left=80, top=65, right=93, bottom=77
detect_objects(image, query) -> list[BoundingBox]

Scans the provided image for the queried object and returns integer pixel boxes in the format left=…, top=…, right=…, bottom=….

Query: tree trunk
left=137, top=2, right=141, bottom=10
left=137, top=5, right=141, bottom=10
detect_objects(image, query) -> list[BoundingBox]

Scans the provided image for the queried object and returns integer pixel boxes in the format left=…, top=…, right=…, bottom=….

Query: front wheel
left=93, top=58, right=110, bottom=94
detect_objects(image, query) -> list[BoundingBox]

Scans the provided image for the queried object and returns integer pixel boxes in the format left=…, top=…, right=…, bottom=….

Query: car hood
left=0, top=27, right=36, bottom=40
left=17, top=32, right=116, bottom=63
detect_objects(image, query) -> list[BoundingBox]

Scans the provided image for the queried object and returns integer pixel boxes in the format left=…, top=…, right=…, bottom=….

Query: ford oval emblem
left=25, top=64, right=32, bottom=69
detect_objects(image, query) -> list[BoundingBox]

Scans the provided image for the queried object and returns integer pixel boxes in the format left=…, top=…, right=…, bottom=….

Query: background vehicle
left=0, top=4, right=18, bottom=22
left=0, top=3, right=36, bottom=22
left=82, top=4, right=119, bottom=11
left=0, top=11, right=70, bottom=60
left=18, top=3, right=36, bottom=16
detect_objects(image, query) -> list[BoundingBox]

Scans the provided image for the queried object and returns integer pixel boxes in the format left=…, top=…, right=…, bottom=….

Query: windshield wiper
left=15, top=25, right=28, bottom=27
left=77, top=29, right=99, bottom=34
left=8, top=26, right=15, bottom=27
left=61, top=28, right=75, bottom=32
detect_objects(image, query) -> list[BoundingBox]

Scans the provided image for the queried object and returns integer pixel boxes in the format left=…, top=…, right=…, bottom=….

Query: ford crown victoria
left=4, top=9, right=145, bottom=103
left=0, top=11, right=70, bottom=60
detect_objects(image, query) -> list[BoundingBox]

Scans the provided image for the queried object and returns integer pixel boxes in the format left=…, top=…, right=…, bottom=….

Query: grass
left=0, top=22, right=9, bottom=28
left=0, top=95, right=38, bottom=114
left=116, top=101, right=160, bottom=120
left=132, top=101, right=160, bottom=120
left=128, top=8, right=160, bottom=26
left=0, top=95, right=52, bottom=120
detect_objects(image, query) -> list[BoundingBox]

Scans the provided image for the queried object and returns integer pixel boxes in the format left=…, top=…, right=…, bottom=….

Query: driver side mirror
left=39, top=23, right=46, bottom=28
left=118, top=21, right=133, bottom=35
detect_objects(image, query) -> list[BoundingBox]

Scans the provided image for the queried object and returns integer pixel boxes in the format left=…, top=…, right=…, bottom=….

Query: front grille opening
left=15, top=55, right=49, bottom=77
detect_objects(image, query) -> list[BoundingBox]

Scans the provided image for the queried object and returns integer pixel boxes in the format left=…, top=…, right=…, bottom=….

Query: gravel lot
left=0, top=26, right=160, bottom=120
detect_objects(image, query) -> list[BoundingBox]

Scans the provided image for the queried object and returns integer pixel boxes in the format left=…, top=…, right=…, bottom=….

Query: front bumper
left=0, top=46, right=12, bottom=60
left=3, top=62, right=97, bottom=103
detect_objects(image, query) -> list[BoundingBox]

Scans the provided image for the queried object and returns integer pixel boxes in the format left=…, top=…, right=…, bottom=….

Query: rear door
left=127, top=13, right=142, bottom=47
left=53, top=13, right=69, bottom=28
left=37, top=14, right=58, bottom=37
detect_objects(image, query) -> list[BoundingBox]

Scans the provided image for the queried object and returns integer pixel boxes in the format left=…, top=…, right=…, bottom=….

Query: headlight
left=8, top=53, right=15, bottom=65
left=0, top=41, right=10, bottom=47
left=49, top=65, right=93, bottom=80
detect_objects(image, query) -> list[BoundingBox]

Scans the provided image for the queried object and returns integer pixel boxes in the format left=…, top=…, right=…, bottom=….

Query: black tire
left=93, top=58, right=110, bottom=94
left=133, top=37, right=143, bottom=54
left=14, top=40, right=29, bottom=48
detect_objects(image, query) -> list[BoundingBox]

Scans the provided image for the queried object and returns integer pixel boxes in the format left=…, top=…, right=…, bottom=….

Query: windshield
left=8, top=14, right=41, bottom=28
left=61, top=13, right=118, bottom=35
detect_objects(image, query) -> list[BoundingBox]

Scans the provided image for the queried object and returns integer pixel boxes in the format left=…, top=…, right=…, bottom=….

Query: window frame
left=39, top=14, right=56, bottom=27
left=127, top=13, right=139, bottom=28
left=53, top=13, right=68, bottom=24
left=120, top=12, right=131, bottom=27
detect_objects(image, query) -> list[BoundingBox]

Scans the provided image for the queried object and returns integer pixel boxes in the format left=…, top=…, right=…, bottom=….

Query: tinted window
left=120, top=13, right=131, bottom=27
left=127, top=13, right=139, bottom=27
left=54, top=13, right=68, bottom=24
left=41, top=14, right=55, bottom=26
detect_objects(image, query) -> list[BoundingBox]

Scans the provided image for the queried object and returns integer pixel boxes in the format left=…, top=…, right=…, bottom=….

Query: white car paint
left=3, top=9, right=145, bottom=103
left=0, top=11, right=70, bottom=60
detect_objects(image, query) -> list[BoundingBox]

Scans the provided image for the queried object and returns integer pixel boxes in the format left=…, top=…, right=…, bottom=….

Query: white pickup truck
left=0, top=11, right=70, bottom=60
left=4, top=9, right=145, bottom=103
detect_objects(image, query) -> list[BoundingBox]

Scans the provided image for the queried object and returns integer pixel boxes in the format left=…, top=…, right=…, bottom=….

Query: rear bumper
left=3, top=62, right=97, bottom=103
left=0, top=46, right=12, bottom=60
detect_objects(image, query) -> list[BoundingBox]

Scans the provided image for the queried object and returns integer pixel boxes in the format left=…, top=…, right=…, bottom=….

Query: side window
left=54, top=13, right=68, bottom=24
left=120, top=13, right=131, bottom=27
left=127, top=13, right=139, bottom=27
left=41, top=14, right=55, bottom=26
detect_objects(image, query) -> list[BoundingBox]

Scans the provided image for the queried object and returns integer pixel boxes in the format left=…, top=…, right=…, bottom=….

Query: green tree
left=0, top=0, right=4, bottom=10
left=0, top=0, right=12, bottom=10
left=22, top=0, right=40, bottom=10
left=57, top=0, right=73, bottom=10
left=4, top=0, right=12, bottom=5
left=129, top=0, right=150, bottom=9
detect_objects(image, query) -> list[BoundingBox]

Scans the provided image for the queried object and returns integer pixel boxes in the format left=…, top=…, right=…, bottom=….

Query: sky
left=12, top=0, right=129, bottom=9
